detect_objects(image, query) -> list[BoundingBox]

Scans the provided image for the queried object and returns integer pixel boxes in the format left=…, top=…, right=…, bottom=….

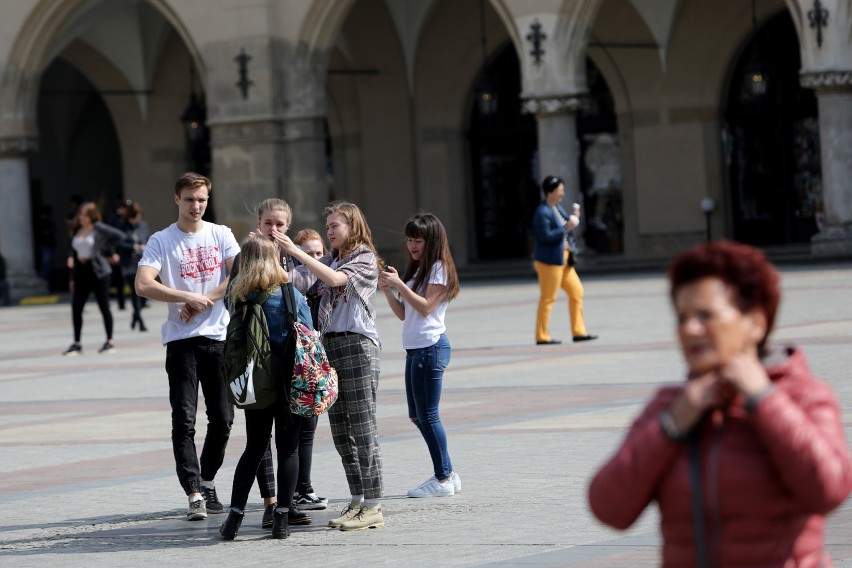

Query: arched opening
left=467, top=44, right=538, bottom=261
left=16, top=0, right=209, bottom=289
left=723, top=10, right=821, bottom=246
left=578, top=58, right=621, bottom=254
left=29, top=59, right=123, bottom=290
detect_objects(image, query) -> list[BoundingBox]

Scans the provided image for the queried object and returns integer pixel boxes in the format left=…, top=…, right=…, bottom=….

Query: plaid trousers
left=323, top=333, right=383, bottom=499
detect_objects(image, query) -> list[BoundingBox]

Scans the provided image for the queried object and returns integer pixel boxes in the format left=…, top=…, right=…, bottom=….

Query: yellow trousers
left=534, top=253, right=587, bottom=342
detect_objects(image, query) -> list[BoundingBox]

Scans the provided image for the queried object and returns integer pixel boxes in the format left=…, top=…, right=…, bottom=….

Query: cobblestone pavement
left=1, top=265, right=852, bottom=567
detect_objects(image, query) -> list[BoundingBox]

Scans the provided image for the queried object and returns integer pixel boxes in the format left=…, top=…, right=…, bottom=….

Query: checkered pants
left=323, top=333, right=383, bottom=499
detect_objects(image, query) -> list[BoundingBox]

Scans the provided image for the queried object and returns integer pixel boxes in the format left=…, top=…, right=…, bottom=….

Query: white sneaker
left=450, top=471, right=461, bottom=493
left=407, top=476, right=455, bottom=498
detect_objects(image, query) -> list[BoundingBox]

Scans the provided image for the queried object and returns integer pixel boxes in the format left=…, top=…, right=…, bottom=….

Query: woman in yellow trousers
left=531, top=176, right=597, bottom=345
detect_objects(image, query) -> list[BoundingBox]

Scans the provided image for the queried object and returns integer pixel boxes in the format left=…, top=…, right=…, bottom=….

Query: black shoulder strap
left=281, top=283, right=297, bottom=325
left=690, top=434, right=708, bottom=568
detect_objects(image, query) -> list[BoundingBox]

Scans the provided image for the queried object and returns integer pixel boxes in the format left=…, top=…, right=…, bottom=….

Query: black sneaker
left=97, top=342, right=115, bottom=354
left=293, top=492, right=328, bottom=511
left=63, top=343, right=82, bottom=356
left=288, top=508, right=311, bottom=525
left=201, top=485, right=224, bottom=513
left=262, top=502, right=277, bottom=529
left=187, top=499, right=207, bottom=521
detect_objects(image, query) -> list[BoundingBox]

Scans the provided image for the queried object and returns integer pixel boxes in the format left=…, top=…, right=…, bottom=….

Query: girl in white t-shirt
left=379, top=213, right=461, bottom=498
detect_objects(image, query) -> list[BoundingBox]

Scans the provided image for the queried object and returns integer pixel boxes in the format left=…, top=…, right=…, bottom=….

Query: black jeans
left=230, top=399, right=304, bottom=510
left=71, top=262, right=113, bottom=343
left=166, top=337, right=234, bottom=495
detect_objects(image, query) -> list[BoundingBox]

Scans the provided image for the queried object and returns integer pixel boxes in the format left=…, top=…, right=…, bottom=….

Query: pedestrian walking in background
left=281, top=201, right=385, bottom=531
left=63, top=202, right=129, bottom=355
left=135, top=172, right=240, bottom=521
left=118, top=200, right=150, bottom=332
left=219, top=235, right=314, bottom=541
left=378, top=213, right=462, bottom=498
left=35, top=205, right=57, bottom=287
left=588, top=240, right=852, bottom=567
left=532, top=175, right=597, bottom=345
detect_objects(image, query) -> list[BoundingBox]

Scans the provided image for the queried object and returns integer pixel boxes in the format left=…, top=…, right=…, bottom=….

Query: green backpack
left=222, top=288, right=280, bottom=410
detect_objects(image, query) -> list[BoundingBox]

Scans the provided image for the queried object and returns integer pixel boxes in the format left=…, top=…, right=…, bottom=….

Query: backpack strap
left=282, top=283, right=298, bottom=326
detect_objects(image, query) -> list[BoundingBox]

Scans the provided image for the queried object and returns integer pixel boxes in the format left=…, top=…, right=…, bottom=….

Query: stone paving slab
left=1, top=265, right=852, bottom=566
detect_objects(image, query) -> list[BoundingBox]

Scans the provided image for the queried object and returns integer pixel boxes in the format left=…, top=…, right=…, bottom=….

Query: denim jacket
left=248, top=286, right=312, bottom=348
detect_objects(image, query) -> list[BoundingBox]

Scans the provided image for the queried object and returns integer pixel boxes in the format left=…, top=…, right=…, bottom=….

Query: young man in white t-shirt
left=136, top=172, right=240, bottom=521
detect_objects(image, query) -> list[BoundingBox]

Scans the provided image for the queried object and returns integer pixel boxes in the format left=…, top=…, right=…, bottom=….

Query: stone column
left=281, top=114, right=328, bottom=232
left=0, top=138, right=46, bottom=301
left=801, top=71, right=852, bottom=255
left=523, top=96, right=583, bottom=208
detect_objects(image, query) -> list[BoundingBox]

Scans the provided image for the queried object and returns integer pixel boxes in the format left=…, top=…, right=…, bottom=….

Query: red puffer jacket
left=588, top=347, right=852, bottom=567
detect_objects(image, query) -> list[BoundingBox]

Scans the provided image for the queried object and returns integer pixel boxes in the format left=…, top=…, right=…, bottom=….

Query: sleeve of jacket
left=588, top=387, right=683, bottom=529
left=96, top=222, right=131, bottom=245
left=750, top=381, right=852, bottom=513
left=532, top=206, right=565, bottom=245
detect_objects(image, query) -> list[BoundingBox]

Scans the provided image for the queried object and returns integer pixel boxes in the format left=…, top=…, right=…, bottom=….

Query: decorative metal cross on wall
left=527, top=20, right=546, bottom=66
left=235, top=48, right=253, bottom=99
left=808, top=0, right=829, bottom=48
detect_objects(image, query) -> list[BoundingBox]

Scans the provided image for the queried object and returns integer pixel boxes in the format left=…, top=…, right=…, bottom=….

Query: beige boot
left=328, top=501, right=362, bottom=528
left=340, top=503, right=384, bottom=531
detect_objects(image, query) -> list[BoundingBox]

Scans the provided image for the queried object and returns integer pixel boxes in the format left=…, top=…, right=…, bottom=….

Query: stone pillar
left=0, top=138, right=46, bottom=301
left=282, top=114, right=328, bottom=232
left=801, top=71, right=852, bottom=255
left=523, top=96, right=583, bottom=208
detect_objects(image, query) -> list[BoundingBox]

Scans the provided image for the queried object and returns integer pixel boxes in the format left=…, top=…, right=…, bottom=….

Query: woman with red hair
left=588, top=240, right=852, bottom=567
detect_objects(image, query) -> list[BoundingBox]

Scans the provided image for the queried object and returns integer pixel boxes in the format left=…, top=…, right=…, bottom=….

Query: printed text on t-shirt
left=180, top=246, right=222, bottom=282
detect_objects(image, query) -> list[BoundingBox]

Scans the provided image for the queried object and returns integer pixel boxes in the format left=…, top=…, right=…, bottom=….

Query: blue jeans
left=405, top=334, right=453, bottom=480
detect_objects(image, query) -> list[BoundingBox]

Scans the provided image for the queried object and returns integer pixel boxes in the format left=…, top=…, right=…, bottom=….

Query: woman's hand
left=718, top=354, right=771, bottom=398
left=669, top=372, right=724, bottom=433
left=378, top=266, right=402, bottom=289
left=270, top=228, right=296, bottom=254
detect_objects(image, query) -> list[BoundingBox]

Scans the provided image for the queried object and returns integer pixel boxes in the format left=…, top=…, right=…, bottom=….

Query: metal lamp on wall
left=743, top=0, right=769, bottom=98
left=475, top=0, right=498, bottom=117
left=179, top=65, right=210, bottom=174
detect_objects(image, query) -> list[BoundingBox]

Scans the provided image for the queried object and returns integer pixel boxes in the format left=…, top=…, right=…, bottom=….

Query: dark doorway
left=723, top=12, right=821, bottom=245
left=29, top=58, right=123, bottom=289
left=468, top=45, right=538, bottom=261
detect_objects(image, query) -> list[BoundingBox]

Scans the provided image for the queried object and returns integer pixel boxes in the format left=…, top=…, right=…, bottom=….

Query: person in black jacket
left=64, top=202, right=129, bottom=355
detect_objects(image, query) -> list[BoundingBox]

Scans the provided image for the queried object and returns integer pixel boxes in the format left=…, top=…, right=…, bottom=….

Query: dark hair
left=175, top=172, right=212, bottom=195
left=401, top=213, right=459, bottom=302
left=668, top=240, right=780, bottom=355
left=541, top=176, right=563, bottom=194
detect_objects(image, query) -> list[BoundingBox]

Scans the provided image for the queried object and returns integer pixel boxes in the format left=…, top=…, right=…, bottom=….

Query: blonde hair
left=256, top=198, right=292, bottom=227
left=293, top=229, right=327, bottom=253
left=323, top=201, right=381, bottom=263
left=228, top=235, right=289, bottom=303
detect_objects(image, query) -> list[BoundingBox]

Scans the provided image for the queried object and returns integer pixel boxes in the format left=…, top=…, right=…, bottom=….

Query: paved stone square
left=1, top=265, right=851, bottom=567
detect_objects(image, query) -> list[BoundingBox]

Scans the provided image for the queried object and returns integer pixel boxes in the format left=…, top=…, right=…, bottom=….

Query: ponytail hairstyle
left=228, top=235, right=289, bottom=304
left=323, top=201, right=382, bottom=264
left=255, top=198, right=292, bottom=227
left=400, top=213, right=459, bottom=302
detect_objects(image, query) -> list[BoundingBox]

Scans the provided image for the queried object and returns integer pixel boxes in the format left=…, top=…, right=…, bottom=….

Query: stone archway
left=0, top=0, right=208, bottom=298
